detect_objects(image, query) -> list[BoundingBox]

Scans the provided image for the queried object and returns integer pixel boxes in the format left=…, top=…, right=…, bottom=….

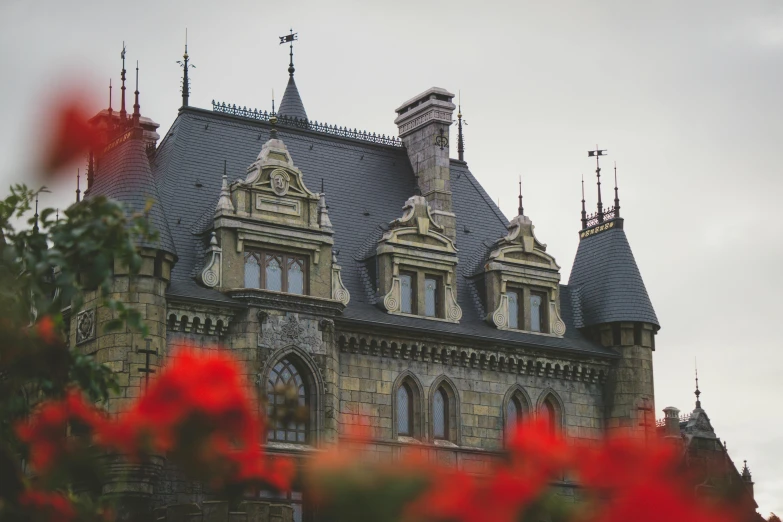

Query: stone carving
left=490, top=294, right=509, bottom=329
left=331, top=256, right=350, bottom=305
left=76, top=308, right=96, bottom=344
left=270, top=168, right=290, bottom=196
left=167, top=305, right=234, bottom=335
left=445, top=285, right=462, bottom=322
left=382, top=276, right=401, bottom=313
left=258, top=313, right=323, bottom=353
left=200, top=232, right=222, bottom=288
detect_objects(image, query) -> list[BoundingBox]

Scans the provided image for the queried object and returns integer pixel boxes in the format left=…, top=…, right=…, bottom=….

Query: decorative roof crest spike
left=695, top=363, right=702, bottom=409
left=517, top=175, right=524, bottom=216
left=33, top=192, right=39, bottom=233
left=587, top=146, right=607, bottom=223
left=177, top=29, right=196, bottom=107
left=132, top=60, right=140, bottom=126
left=613, top=161, right=621, bottom=218
left=580, top=173, right=587, bottom=230
left=86, top=151, right=95, bottom=191
left=76, top=168, right=81, bottom=203
left=216, top=159, right=234, bottom=214
left=456, top=90, right=467, bottom=161
left=107, top=78, right=113, bottom=126
left=120, top=42, right=127, bottom=121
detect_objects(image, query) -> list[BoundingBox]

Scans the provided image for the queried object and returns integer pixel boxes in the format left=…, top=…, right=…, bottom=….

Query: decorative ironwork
left=584, top=206, right=619, bottom=229
left=655, top=413, right=692, bottom=428
left=211, top=100, right=403, bottom=147
left=435, top=127, right=448, bottom=150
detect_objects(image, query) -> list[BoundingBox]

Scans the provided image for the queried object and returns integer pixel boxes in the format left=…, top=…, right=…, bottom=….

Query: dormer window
left=400, top=272, right=416, bottom=314
left=530, top=291, right=548, bottom=333
left=424, top=276, right=440, bottom=318
left=244, top=250, right=307, bottom=295
left=507, top=289, right=521, bottom=330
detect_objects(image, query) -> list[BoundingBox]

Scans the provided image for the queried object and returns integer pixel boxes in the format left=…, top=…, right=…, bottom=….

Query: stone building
left=68, top=39, right=749, bottom=521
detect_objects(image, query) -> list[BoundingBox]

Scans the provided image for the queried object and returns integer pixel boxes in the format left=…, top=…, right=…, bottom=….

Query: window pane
left=530, top=294, right=542, bottom=332
left=507, top=398, right=518, bottom=428
left=288, top=258, right=304, bottom=295
left=400, top=275, right=413, bottom=314
left=425, top=278, right=437, bottom=318
left=266, top=255, right=283, bottom=292
left=433, top=388, right=446, bottom=439
left=508, top=291, right=519, bottom=329
left=244, top=254, right=260, bottom=288
left=397, top=385, right=410, bottom=435
left=267, top=358, right=308, bottom=443
left=541, top=399, right=557, bottom=434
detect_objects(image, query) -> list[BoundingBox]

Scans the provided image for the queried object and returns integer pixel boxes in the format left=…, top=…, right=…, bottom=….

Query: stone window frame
left=244, top=249, right=309, bottom=295
left=392, top=371, right=425, bottom=441
left=536, top=388, right=566, bottom=435
left=529, top=289, right=549, bottom=334
left=502, top=385, right=532, bottom=447
left=505, top=285, right=525, bottom=331
left=396, top=264, right=449, bottom=321
left=399, top=270, right=418, bottom=315
left=428, top=375, right=460, bottom=444
left=262, top=348, right=324, bottom=448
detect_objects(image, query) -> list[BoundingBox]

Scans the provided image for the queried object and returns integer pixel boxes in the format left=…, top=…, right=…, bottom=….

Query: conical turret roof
left=568, top=219, right=658, bottom=329
left=278, top=75, right=308, bottom=121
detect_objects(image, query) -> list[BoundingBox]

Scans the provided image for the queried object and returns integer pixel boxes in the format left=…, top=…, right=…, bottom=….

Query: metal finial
left=457, top=90, right=465, bottom=162
left=56, top=208, right=59, bottom=222
left=120, top=42, right=127, bottom=121
left=279, top=29, right=298, bottom=77
left=695, top=363, right=702, bottom=409
left=517, top=175, right=524, bottom=216
left=271, top=88, right=275, bottom=115
left=76, top=168, right=81, bottom=203
left=613, top=161, right=621, bottom=218
left=580, top=173, right=587, bottom=230
left=588, top=146, right=607, bottom=223
left=133, top=60, right=140, bottom=125
left=33, top=193, right=39, bottom=233
left=177, top=29, right=195, bottom=107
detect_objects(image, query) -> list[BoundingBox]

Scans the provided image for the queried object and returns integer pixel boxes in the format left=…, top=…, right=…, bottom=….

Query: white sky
left=1, top=0, right=781, bottom=516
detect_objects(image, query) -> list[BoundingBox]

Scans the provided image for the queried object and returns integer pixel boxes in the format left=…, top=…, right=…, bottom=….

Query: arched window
left=267, top=358, right=308, bottom=443
left=539, top=394, right=560, bottom=435
left=504, top=388, right=531, bottom=445
left=506, top=395, right=523, bottom=429
left=397, top=383, right=413, bottom=436
left=244, top=253, right=261, bottom=288
left=433, top=388, right=448, bottom=439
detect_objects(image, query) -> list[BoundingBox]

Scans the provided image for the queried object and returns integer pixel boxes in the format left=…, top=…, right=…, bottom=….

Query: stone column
left=394, top=87, right=457, bottom=241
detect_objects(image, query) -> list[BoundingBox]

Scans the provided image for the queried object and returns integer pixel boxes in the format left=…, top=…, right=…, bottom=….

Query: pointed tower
left=277, top=30, right=308, bottom=121
left=568, top=150, right=658, bottom=439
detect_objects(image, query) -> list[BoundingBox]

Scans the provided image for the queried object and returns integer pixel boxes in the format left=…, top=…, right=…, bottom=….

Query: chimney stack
left=395, top=87, right=457, bottom=240
left=662, top=406, right=681, bottom=438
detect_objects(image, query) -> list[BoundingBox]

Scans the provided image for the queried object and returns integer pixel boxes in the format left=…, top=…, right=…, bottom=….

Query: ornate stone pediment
left=380, top=196, right=456, bottom=254
left=487, top=214, right=559, bottom=271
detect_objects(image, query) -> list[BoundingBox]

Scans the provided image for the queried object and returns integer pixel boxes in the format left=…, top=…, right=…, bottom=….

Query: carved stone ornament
left=75, top=308, right=96, bottom=344
left=332, top=259, right=350, bottom=305
left=270, top=169, right=290, bottom=196
left=490, top=294, right=510, bottom=329
left=258, top=313, right=324, bottom=353
left=200, top=232, right=222, bottom=288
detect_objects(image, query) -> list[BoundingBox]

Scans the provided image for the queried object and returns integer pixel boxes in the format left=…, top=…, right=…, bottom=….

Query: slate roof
left=278, top=76, right=308, bottom=121
left=567, top=221, right=659, bottom=329
left=87, top=129, right=176, bottom=256
left=144, top=106, right=622, bottom=358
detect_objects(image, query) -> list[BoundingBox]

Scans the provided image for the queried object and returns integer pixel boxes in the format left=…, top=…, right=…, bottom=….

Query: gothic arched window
left=432, top=387, right=448, bottom=439
left=504, top=388, right=530, bottom=445
left=397, top=383, right=413, bottom=436
left=267, top=358, right=308, bottom=444
left=539, top=394, right=560, bottom=435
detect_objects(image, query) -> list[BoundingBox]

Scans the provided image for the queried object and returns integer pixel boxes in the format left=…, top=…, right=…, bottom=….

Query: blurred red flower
left=41, top=95, right=102, bottom=174
left=18, top=490, right=76, bottom=522
left=35, top=315, right=59, bottom=345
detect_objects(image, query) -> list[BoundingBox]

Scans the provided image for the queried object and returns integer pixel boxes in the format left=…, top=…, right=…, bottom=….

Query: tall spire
left=120, top=42, right=127, bottom=122
left=580, top=174, right=587, bottom=230
left=177, top=29, right=195, bottom=107
left=277, top=30, right=308, bottom=121
left=613, top=161, right=621, bottom=218
left=107, top=78, right=113, bottom=129
left=132, top=61, right=140, bottom=126
left=457, top=91, right=465, bottom=162
left=588, top=146, right=607, bottom=223
left=517, top=175, right=524, bottom=216
left=76, top=169, right=81, bottom=203
left=695, top=364, right=702, bottom=409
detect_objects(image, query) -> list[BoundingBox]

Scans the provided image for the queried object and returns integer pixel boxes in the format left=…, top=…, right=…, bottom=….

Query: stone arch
left=262, top=346, right=325, bottom=447
left=168, top=314, right=177, bottom=330
left=180, top=315, right=189, bottom=333
left=392, top=370, right=424, bottom=440
left=460, top=351, right=468, bottom=367
left=428, top=375, right=461, bottom=444
left=536, top=388, right=566, bottom=434
left=469, top=353, right=478, bottom=369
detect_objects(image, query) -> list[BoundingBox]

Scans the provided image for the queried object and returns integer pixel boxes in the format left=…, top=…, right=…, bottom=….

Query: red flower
left=35, top=315, right=59, bottom=345
left=41, top=95, right=103, bottom=174
left=19, top=489, right=77, bottom=522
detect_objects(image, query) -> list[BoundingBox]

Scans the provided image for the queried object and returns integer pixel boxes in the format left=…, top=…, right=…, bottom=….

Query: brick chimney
left=395, top=87, right=457, bottom=241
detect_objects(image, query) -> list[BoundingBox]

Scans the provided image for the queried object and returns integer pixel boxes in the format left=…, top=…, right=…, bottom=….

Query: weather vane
left=279, top=28, right=298, bottom=76
left=587, top=146, right=607, bottom=222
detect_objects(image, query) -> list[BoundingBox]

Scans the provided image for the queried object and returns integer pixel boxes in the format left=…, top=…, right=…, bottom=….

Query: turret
left=568, top=152, right=659, bottom=439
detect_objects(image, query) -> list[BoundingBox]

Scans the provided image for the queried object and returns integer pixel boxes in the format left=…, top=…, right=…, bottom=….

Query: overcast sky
left=1, top=0, right=781, bottom=515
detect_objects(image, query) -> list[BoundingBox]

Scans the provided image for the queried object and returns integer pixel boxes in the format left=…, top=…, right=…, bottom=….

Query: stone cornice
left=227, top=288, right=345, bottom=317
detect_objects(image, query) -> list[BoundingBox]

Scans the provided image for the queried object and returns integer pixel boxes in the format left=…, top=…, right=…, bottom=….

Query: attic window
left=244, top=250, right=307, bottom=295
left=530, top=292, right=548, bottom=333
